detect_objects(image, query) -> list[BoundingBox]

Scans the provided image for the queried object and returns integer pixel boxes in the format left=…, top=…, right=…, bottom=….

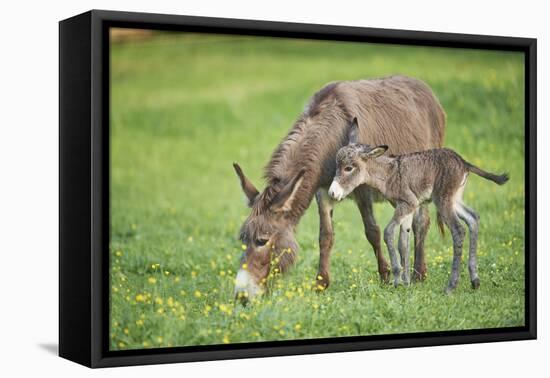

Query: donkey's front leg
left=354, top=186, right=390, bottom=283
left=315, top=189, right=335, bottom=290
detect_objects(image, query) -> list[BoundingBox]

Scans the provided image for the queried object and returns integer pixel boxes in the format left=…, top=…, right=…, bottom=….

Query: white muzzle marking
left=234, top=269, right=263, bottom=300
left=328, top=181, right=346, bottom=201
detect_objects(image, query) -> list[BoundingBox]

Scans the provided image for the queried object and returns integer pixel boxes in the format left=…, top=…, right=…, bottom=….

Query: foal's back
left=392, top=148, right=469, bottom=203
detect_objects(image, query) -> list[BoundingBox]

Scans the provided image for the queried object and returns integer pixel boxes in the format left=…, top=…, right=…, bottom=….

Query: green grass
left=109, top=32, right=525, bottom=350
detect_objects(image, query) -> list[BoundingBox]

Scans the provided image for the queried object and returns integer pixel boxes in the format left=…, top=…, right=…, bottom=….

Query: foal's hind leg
left=456, top=204, right=480, bottom=289
left=441, top=206, right=466, bottom=294
left=412, top=206, right=430, bottom=281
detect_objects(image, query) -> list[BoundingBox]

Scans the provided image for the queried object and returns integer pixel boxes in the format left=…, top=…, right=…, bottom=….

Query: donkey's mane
left=259, top=84, right=350, bottom=221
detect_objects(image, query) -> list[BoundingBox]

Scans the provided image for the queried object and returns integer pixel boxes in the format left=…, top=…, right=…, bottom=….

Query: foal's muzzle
left=328, top=181, right=346, bottom=201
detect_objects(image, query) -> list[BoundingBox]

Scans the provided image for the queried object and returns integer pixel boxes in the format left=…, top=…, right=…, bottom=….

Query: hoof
left=401, top=272, right=411, bottom=286
left=471, top=278, right=480, bottom=290
left=412, top=270, right=427, bottom=282
left=379, top=268, right=391, bottom=284
left=445, top=285, right=457, bottom=294
left=315, top=273, right=330, bottom=292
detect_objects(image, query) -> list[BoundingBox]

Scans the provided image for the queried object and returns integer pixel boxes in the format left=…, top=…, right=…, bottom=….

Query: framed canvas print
left=59, top=10, right=537, bottom=368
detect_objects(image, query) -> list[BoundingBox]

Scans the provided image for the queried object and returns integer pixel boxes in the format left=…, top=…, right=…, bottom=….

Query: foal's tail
left=465, top=161, right=510, bottom=185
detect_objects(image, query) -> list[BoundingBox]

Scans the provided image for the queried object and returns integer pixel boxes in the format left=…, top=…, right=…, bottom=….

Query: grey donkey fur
left=329, top=119, right=509, bottom=292
left=233, top=75, right=446, bottom=301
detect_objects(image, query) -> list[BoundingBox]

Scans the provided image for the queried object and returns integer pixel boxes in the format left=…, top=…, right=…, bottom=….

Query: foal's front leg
left=398, top=213, right=414, bottom=285
left=384, top=203, right=415, bottom=287
left=412, top=206, right=430, bottom=281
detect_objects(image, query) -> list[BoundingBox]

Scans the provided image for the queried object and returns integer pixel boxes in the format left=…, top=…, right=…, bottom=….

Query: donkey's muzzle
left=235, top=291, right=250, bottom=306
left=234, top=269, right=263, bottom=305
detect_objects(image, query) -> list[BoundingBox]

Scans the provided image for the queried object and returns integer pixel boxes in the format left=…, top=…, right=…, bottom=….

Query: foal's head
left=329, top=118, right=388, bottom=201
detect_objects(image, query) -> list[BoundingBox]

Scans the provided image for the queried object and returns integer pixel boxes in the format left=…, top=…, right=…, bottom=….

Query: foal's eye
left=256, top=238, right=269, bottom=247
left=344, top=166, right=354, bottom=173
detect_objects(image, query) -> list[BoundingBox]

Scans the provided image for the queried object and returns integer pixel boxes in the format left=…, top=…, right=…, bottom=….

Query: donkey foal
left=329, top=122, right=509, bottom=292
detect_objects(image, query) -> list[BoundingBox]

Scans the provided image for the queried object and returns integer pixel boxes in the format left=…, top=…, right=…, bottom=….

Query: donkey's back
left=338, top=75, right=445, bottom=153
left=302, top=75, right=446, bottom=187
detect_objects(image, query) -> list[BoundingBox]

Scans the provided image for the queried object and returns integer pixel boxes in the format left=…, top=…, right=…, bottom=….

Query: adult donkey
left=233, top=75, right=445, bottom=301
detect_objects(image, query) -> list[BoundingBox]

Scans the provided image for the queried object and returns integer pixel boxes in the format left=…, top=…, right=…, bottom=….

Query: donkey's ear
left=348, top=117, right=359, bottom=144
left=270, top=170, right=305, bottom=213
left=233, top=163, right=260, bottom=207
left=361, top=145, right=388, bottom=159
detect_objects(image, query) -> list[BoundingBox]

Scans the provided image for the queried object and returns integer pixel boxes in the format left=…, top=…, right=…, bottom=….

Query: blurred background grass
left=109, top=30, right=525, bottom=350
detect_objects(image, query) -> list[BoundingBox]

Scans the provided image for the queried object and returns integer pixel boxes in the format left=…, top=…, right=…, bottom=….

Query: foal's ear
left=361, top=145, right=388, bottom=159
left=347, top=117, right=360, bottom=144
left=233, top=163, right=260, bottom=207
left=270, top=170, right=306, bottom=213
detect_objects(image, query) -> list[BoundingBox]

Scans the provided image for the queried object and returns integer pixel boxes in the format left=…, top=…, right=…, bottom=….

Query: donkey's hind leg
left=456, top=204, right=480, bottom=289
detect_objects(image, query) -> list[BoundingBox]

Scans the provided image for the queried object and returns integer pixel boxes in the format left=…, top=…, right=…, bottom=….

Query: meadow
left=109, top=31, right=525, bottom=350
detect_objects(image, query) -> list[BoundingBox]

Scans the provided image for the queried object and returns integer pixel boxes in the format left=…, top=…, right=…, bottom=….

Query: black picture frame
left=59, top=9, right=537, bottom=368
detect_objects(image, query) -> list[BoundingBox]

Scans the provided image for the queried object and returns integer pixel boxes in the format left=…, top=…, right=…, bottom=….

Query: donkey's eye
left=256, top=238, right=269, bottom=247
left=344, top=166, right=354, bottom=173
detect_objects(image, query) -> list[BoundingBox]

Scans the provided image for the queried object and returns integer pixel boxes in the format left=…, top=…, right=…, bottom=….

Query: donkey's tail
left=465, top=161, right=509, bottom=185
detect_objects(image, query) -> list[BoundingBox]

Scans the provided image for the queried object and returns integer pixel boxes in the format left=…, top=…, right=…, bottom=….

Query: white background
left=0, top=0, right=546, bottom=376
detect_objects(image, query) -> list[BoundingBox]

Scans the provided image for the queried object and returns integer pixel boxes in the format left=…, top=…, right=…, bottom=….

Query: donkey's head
left=329, top=118, right=388, bottom=201
left=232, top=163, right=305, bottom=303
